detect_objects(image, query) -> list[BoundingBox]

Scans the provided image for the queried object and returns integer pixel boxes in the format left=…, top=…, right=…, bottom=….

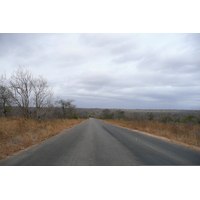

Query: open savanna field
left=0, top=117, right=86, bottom=160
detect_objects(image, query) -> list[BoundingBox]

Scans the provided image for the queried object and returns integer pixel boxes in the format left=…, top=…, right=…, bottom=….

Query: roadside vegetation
left=0, top=117, right=86, bottom=160
left=102, top=116, right=200, bottom=149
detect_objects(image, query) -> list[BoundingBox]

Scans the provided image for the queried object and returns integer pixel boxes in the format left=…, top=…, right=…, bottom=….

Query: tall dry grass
left=102, top=120, right=200, bottom=148
left=0, top=117, right=87, bottom=160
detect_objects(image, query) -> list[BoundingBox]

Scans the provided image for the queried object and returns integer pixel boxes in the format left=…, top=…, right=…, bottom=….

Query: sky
left=0, top=33, right=200, bottom=109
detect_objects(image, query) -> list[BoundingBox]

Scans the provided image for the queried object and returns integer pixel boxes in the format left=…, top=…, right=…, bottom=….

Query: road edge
left=99, top=119, right=200, bottom=152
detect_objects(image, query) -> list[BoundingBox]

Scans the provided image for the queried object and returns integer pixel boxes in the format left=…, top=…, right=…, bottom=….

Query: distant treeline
left=85, top=108, right=200, bottom=124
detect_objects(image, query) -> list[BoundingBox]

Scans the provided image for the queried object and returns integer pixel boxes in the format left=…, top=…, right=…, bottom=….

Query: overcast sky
left=0, top=33, right=200, bottom=109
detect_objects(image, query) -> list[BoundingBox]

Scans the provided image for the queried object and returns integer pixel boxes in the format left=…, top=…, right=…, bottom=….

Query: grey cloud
left=75, top=72, right=114, bottom=91
left=0, top=34, right=87, bottom=70
left=49, top=52, right=86, bottom=68
left=80, top=33, right=134, bottom=48
left=0, top=33, right=44, bottom=56
left=80, top=33, right=141, bottom=64
left=112, top=85, right=200, bottom=109
left=110, top=43, right=137, bottom=54
left=186, top=33, right=200, bottom=50
left=112, top=52, right=144, bottom=64
left=1, top=33, right=200, bottom=109
left=160, top=54, right=200, bottom=75
left=137, top=51, right=160, bottom=68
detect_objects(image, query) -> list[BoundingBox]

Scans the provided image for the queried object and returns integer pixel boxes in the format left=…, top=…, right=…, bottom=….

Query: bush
left=182, top=115, right=198, bottom=124
left=104, top=113, right=114, bottom=119
left=147, top=112, right=154, bottom=121
left=160, top=116, right=173, bottom=123
left=117, top=115, right=124, bottom=120
left=89, top=112, right=95, bottom=117
left=72, top=113, right=78, bottom=119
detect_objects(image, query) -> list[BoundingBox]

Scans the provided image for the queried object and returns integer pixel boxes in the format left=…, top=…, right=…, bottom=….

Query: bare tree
left=9, top=67, right=34, bottom=118
left=32, top=76, right=53, bottom=120
left=65, top=99, right=76, bottom=118
left=0, top=74, right=13, bottom=117
left=102, top=109, right=110, bottom=118
left=56, top=99, right=76, bottom=119
left=57, top=99, right=67, bottom=118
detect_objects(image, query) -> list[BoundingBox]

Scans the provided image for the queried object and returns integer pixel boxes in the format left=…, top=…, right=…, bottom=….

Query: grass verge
left=0, top=117, right=87, bottom=160
left=102, top=119, right=200, bottom=150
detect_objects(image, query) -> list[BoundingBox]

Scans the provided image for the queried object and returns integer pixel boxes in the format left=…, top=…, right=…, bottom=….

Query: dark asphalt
left=0, top=118, right=200, bottom=166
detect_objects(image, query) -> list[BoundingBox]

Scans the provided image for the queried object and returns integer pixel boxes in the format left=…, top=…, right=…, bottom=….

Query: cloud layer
left=0, top=33, right=199, bottom=109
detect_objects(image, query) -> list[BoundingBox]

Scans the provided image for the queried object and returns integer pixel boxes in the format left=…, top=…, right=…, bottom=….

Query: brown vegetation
left=102, top=119, right=200, bottom=150
left=0, top=117, right=87, bottom=160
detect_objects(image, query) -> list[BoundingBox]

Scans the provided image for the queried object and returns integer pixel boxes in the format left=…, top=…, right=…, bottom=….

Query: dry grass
left=102, top=119, right=200, bottom=149
left=0, top=117, right=87, bottom=160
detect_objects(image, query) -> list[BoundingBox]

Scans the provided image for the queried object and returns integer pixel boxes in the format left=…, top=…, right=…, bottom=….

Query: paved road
left=1, top=119, right=200, bottom=166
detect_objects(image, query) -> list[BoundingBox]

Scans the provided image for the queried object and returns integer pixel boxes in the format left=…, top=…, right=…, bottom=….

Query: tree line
left=0, top=67, right=76, bottom=120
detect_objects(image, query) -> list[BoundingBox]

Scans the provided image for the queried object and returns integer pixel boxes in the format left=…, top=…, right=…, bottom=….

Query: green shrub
left=147, top=112, right=154, bottom=121
left=104, top=113, right=114, bottom=119
left=182, top=115, right=198, bottom=124
left=72, top=113, right=78, bottom=119
left=160, top=116, right=173, bottom=123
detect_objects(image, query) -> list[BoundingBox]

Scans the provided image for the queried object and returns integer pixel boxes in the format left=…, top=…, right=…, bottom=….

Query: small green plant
left=104, top=113, right=114, bottom=119
left=147, top=112, right=154, bottom=121
left=117, top=115, right=124, bottom=120
left=182, top=115, right=198, bottom=124
left=174, top=118, right=180, bottom=123
left=72, top=113, right=78, bottom=119
left=160, top=116, right=173, bottom=123
left=89, top=112, right=95, bottom=117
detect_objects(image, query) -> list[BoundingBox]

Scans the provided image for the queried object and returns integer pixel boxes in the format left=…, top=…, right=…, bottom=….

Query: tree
left=102, top=109, right=110, bottom=116
left=102, top=109, right=114, bottom=119
left=9, top=67, right=34, bottom=118
left=9, top=66, right=54, bottom=120
left=115, top=109, right=125, bottom=120
left=0, top=86, right=13, bottom=117
left=65, top=99, right=76, bottom=119
left=147, top=112, right=154, bottom=121
left=0, top=74, right=13, bottom=117
left=32, top=76, right=53, bottom=120
left=56, top=99, right=76, bottom=119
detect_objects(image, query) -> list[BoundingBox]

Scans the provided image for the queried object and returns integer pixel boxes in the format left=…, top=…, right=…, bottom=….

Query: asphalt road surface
left=1, top=118, right=200, bottom=166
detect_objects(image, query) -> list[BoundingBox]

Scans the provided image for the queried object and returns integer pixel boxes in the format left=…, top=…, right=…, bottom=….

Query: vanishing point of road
left=0, top=118, right=200, bottom=166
